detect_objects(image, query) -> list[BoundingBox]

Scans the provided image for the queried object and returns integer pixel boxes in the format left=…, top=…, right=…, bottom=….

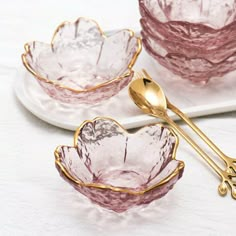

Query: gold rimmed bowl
left=22, top=17, right=141, bottom=104
left=54, top=117, right=184, bottom=212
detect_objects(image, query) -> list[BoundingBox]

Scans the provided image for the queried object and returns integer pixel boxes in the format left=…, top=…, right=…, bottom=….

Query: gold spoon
left=129, top=69, right=236, bottom=199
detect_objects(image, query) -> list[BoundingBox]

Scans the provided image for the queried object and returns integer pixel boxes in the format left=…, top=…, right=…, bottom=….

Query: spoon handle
left=161, top=114, right=223, bottom=178
left=167, top=100, right=229, bottom=166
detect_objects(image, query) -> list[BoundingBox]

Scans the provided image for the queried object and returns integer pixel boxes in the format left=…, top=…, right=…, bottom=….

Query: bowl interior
left=57, top=118, right=180, bottom=190
left=24, top=18, right=140, bottom=90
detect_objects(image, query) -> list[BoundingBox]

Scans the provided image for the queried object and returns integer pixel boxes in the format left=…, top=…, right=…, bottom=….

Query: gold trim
left=22, top=17, right=142, bottom=93
left=54, top=117, right=184, bottom=195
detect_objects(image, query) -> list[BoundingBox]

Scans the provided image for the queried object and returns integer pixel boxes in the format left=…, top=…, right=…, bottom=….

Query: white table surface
left=1, top=1, right=236, bottom=235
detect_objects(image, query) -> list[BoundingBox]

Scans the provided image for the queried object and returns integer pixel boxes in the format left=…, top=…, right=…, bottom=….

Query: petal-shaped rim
left=54, top=116, right=185, bottom=195
left=22, top=17, right=142, bottom=93
left=139, top=0, right=236, bottom=31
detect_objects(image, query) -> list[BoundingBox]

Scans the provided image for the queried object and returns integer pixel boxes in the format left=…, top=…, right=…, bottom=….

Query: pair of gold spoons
left=129, top=69, right=236, bottom=199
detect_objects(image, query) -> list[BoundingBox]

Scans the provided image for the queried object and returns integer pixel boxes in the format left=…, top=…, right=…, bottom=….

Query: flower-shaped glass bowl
left=139, top=0, right=236, bottom=48
left=22, top=17, right=142, bottom=104
left=54, top=117, right=184, bottom=213
left=141, top=30, right=236, bottom=83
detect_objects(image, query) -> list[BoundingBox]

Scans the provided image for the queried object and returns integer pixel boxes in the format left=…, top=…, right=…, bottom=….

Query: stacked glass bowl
left=139, top=0, right=236, bottom=83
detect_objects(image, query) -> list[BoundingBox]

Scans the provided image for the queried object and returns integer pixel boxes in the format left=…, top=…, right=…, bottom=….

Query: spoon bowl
left=129, top=71, right=167, bottom=117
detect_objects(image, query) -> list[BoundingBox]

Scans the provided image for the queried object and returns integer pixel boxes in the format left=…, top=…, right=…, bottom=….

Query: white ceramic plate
left=14, top=49, right=236, bottom=130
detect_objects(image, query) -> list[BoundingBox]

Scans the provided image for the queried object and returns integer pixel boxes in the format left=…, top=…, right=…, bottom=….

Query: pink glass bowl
left=142, top=30, right=236, bottom=83
left=139, top=0, right=236, bottom=48
left=22, top=17, right=141, bottom=104
left=141, top=17, right=236, bottom=63
left=139, top=0, right=236, bottom=83
left=54, top=117, right=185, bottom=213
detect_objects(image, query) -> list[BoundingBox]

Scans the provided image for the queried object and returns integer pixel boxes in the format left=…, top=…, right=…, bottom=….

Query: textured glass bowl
left=55, top=117, right=184, bottom=213
left=141, top=17, right=236, bottom=63
left=139, top=0, right=236, bottom=83
left=142, top=30, right=236, bottom=83
left=139, top=0, right=236, bottom=48
left=22, top=17, right=141, bottom=104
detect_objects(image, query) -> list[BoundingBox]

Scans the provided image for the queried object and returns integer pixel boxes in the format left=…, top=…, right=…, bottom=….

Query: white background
left=0, top=1, right=236, bottom=235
